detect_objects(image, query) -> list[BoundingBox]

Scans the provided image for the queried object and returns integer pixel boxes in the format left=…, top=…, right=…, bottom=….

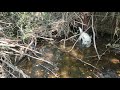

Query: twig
left=0, top=58, right=30, bottom=78
left=66, top=38, right=79, bottom=52
left=24, top=37, right=34, bottom=53
left=60, top=34, right=80, bottom=42
left=85, top=48, right=109, bottom=59
left=76, top=57, right=98, bottom=70
left=15, top=44, right=43, bottom=55
left=101, top=12, right=108, bottom=22
left=18, top=24, right=25, bottom=37
left=37, top=36, right=54, bottom=41
left=8, top=47, right=54, bottom=67
left=0, top=20, right=12, bottom=25
left=74, top=12, right=84, bottom=30
left=3, top=67, right=17, bottom=78
left=114, top=37, right=120, bottom=44
left=91, top=14, right=100, bottom=60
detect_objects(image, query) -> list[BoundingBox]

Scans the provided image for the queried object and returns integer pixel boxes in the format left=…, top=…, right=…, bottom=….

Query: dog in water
left=78, top=27, right=92, bottom=48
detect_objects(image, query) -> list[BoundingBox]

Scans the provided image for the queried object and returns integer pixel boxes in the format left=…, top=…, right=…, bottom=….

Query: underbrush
left=0, top=12, right=120, bottom=78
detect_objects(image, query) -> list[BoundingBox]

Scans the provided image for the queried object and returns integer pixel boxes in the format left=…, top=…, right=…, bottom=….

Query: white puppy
left=78, top=27, right=91, bottom=48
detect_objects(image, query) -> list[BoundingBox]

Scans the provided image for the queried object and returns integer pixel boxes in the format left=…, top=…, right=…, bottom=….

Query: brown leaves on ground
left=110, top=58, right=120, bottom=64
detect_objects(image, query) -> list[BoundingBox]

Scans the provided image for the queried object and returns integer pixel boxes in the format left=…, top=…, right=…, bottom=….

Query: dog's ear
left=78, top=27, right=83, bottom=34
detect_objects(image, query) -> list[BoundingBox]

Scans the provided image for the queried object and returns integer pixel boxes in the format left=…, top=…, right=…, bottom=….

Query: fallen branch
left=8, top=47, right=54, bottom=67
left=0, top=58, right=30, bottom=78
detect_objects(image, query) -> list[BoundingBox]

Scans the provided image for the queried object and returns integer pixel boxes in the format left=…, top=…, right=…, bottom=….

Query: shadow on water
left=17, top=33, right=120, bottom=78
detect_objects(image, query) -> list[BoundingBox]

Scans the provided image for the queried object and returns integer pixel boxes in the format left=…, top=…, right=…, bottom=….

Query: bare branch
left=91, top=14, right=101, bottom=60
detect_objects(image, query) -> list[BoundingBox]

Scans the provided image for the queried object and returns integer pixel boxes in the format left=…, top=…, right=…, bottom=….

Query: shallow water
left=17, top=34, right=120, bottom=78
